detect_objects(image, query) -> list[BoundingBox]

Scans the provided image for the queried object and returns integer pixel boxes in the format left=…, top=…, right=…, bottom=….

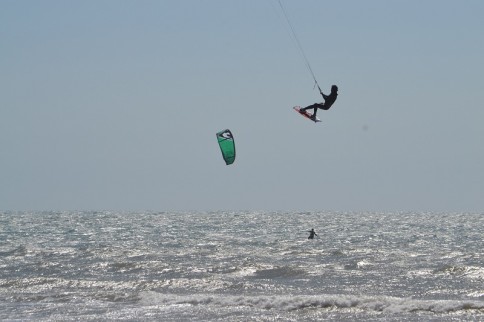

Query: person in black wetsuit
left=300, top=85, right=338, bottom=120
left=307, top=228, right=318, bottom=239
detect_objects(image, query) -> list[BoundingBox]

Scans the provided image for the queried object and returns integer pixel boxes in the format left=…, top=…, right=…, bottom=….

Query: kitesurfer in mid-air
left=307, top=228, right=318, bottom=239
left=300, top=85, right=338, bottom=120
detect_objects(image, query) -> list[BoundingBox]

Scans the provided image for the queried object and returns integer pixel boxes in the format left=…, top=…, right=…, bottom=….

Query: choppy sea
left=0, top=211, right=483, bottom=321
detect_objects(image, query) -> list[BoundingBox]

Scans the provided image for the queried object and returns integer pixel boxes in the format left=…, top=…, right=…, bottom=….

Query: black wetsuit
left=308, top=230, right=317, bottom=239
left=301, top=87, right=338, bottom=117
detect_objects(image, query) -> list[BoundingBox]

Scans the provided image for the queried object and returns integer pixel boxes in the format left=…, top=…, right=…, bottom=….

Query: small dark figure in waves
left=307, top=228, right=318, bottom=239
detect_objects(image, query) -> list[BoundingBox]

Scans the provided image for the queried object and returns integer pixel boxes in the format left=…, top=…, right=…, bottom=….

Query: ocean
left=0, top=211, right=483, bottom=321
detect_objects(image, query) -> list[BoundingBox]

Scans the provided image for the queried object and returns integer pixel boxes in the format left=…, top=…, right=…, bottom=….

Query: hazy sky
left=1, top=0, right=483, bottom=212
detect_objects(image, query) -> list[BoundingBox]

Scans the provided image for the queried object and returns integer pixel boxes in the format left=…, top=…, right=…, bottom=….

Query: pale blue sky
left=1, top=1, right=483, bottom=212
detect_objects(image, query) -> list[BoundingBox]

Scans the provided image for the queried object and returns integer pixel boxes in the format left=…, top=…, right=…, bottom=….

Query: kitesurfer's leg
left=311, top=104, right=322, bottom=119
left=301, top=103, right=318, bottom=113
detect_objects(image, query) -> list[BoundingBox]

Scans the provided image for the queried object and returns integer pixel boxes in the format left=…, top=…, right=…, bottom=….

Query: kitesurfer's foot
left=310, top=115, right=317, bottom=120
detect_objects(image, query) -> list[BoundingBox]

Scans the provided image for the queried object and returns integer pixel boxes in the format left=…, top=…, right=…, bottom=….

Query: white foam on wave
left=434, top=264, right=484, bottom=280
left=232, top=266, right=258, bottom=277
left=139, top=292, right=484, bottom=315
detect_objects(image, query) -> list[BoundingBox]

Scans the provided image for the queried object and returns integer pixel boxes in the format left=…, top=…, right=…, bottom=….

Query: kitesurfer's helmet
left=331, top=85, right=338, bottom=93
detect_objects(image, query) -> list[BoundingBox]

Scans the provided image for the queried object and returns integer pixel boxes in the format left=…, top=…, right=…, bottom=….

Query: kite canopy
left=216, top=129, right=236, bottom=165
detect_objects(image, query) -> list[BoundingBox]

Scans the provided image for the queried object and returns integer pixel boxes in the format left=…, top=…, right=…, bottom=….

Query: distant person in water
left=307, top=228, right=318, bottom=239
left=300, top=85, right=338, bottom=120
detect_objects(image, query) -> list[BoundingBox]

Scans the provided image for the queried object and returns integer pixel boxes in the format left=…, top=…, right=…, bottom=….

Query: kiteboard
left=293, top=106, right=321, bottom=123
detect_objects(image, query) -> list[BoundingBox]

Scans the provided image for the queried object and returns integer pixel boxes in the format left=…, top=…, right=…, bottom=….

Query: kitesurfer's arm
left=319, top=88, right=326, bottom=98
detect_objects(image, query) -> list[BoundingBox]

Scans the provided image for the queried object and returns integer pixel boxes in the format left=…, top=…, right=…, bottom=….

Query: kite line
left=276, top=0, right=321, bottom=92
